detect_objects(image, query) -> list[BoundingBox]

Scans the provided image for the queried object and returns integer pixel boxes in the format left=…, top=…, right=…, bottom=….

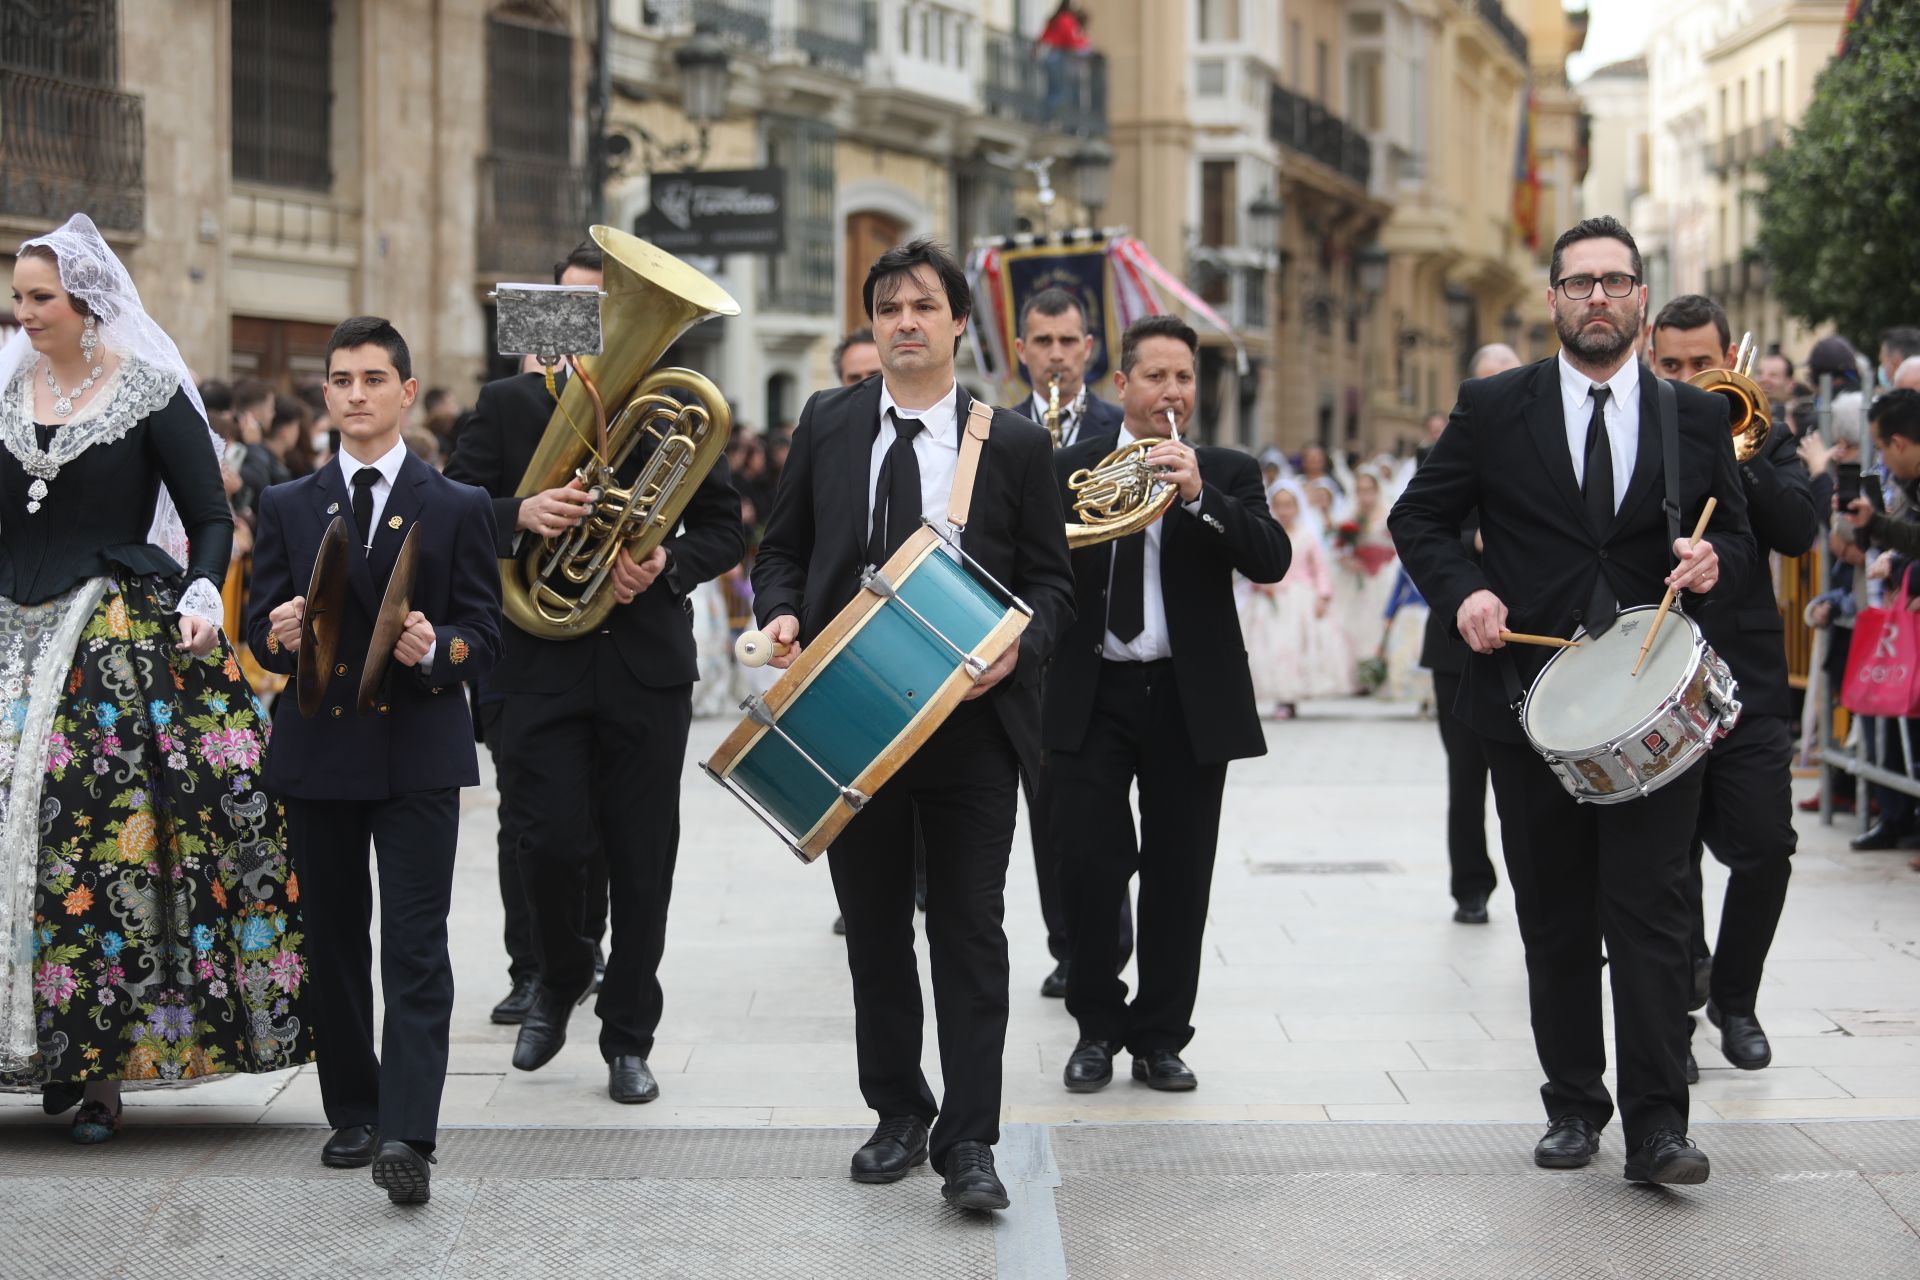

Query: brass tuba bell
left=503, top=226, right=740, bottom=640
left=1689, top=331, right=1771, bottom=464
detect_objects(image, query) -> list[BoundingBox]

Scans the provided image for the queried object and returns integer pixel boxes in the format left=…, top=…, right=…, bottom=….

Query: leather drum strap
left=947, top=400, right=994, bottom=532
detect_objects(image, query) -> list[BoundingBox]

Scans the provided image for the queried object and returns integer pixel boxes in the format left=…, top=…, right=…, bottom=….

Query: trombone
left=1690, top=331, right=1772, bottom=463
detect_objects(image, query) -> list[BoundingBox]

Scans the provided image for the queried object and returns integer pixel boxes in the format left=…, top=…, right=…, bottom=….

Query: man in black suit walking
left=248, top=316, right=503, bottom=1204
left=1391, top=217, right=1755, bottom=1186
left=1046, top=314, right=1291, bottom=1096
left=449, top=241, right=612, bottom=1027
left=1003, top=286, right=1131, bottom=997
left=752, top=239, right=1075, bottom=1213
left=445, top=241, right=744, bottom=1106
left=1648, top=294, right=1820, bottom=1077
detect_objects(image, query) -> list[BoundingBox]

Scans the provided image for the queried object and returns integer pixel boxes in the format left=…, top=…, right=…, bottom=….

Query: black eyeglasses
left=1554, top=273, right=1640, bottom=300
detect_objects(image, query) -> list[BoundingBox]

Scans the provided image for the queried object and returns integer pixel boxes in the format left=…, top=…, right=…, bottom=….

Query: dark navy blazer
left=245, top=450, right=503, bottom=800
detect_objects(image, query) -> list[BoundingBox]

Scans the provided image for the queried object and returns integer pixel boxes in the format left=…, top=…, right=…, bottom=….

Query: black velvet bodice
left=0, top=362, right=233, bottom=605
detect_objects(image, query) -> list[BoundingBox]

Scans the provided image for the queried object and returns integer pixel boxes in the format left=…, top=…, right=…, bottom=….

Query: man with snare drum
left=1390, top=217, right=1755, bottom=1187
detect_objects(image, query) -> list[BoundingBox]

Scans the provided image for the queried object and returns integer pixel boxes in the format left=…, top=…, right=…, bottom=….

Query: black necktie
left=1108, top=531, right=1146, bottom=643
left=1581, top=385, right=1618, bottom=634
left=867, top=409, right=925, bottom=567
left=351, top=467, right=380, bottom=546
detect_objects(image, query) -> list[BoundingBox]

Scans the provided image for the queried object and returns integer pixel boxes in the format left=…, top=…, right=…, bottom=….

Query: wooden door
left=843, top=211, right=909, bottom=335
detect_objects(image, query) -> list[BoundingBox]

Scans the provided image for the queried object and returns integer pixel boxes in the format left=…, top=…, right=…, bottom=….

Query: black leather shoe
left=941, top=1140, right=1010, bottom=1212
left=1039, top=960, right=1069, bottom=999
left=1452, top=893, right=1490, bottom=925
left=1689, top=956, right=1713, bottom=1012
left=511, top=983, right=587, bottom=1072
left=490, top=974, right=539, bottom=1025
left=1064, top=1038, right=1116, bottom=1092
left=850, top=1116, right=928, bottom=1184
left=1706, top=1001, right=1772, bottom=1070
left=1131, top=1049, right=1197, bottom=1091
left=832, top=914, right=847, bottom=936
left=370, top=1139, right=435, bottom=1204
left=321, top=1123, right=378, bottom=1169
left=1684, top=1050, right=1699, bottom=1084
left=1533, top=1116, right=1600, bottom=1168
left=609, top=1055, right=659, bottom=1104
left=41, top=1082, right=83, bottom=1116
left=1850, top=821, right=1911, bottom=851
left=1623, top=1129, right=1710, bottom=1185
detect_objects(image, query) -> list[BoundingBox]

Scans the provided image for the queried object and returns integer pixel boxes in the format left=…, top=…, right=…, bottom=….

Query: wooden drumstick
left=1499, top=631, right=1580, bottom=649
left=1631, top=496, right=1718, bottom=677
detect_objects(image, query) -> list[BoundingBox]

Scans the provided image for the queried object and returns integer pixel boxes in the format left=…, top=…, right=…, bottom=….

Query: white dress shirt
left=336, top=437, right=433, bottom=668
left=1101, top=424, right=1206, bottom=662
left=870, top=379, right=963, bottom=555
left=1557, top=351, right=1639, bottom=512
left=1028, top=388, right=1085, bottom=447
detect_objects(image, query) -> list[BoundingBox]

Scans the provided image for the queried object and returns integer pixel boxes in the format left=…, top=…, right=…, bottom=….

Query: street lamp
left=1246, top=189, right=1284, bottom=255
left=1070, top=138, right=1113, bottom=223
left=604, top=30, right=733, bottom=179
left=1443, top=283, right=1474, bottom=340
left=1355, top=243, right=1389, bottom=302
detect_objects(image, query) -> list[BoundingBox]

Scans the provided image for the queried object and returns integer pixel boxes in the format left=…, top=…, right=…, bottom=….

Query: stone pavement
left=3, top=701, right=1918, bottom=1275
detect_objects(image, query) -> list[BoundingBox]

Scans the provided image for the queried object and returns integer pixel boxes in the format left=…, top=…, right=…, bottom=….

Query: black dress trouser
left=1686, top=712, right=1796, bottom=1015
left=1050, top=660, right=1228, bottom=1055
left=481, top=698, right=609, bottom=985
left=828, top=700, right=1019, bottom=1173
left=286, top=790, right=460, bottom=1149
left=498, top=636, right=692, bottom=1060
left=1431, top=669, right=1496, bottom=903
left=1482, top=738, right=1699, bottom=1147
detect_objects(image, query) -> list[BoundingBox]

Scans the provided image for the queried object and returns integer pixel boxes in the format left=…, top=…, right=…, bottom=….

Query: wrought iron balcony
left=1270, top=84, right=1371, bottom=188
left=983, top=31, right=1108, bottom=138
left=775, top=0, right=867, bottom=75
left=0, top=65, right=144, bottom=231
left=1475, top=0, right=1529, bottom=65
left=477, top=153, right=593, bottom=281
left=643, top=0, right=773, bottom=54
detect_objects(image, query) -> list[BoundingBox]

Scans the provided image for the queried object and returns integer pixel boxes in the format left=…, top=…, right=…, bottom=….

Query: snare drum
left=703, top=525, right=1029, bottom=860
left=1520, top=605, right=1741, bottom=804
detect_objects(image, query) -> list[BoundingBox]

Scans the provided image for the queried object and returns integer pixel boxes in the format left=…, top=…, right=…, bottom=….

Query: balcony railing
left=981, top=32, right=1108, bottom=138
left=643, top=0, right=773, bottom=54
left=0, top=66, right=144, bottom=231
left=774, top=0, right=867, bottom=75
left=1270, top=84, right=1371, bottom=188
left=1476, top=0, right=1529, bottom=64
left=477, top=153, right=593, bottom=280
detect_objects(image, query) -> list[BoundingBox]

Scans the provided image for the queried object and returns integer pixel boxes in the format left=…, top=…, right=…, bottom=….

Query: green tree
left=1753, top=0, right=1920, bottom=347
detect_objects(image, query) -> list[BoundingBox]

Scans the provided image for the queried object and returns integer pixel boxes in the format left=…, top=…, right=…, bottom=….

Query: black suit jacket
left=245, top=451, right=503, bottom=799
left=444, top=370, right=745, bottom=693
left=1688, top=409, right=1820, bottom=720
left=1042, top=428, right=1291, bottom=765
left=1002, top=390, right=1124, bottom=448
left=750, top=378, right=1076, bottom=782
left=1388, top=357, right=1756, bottom=743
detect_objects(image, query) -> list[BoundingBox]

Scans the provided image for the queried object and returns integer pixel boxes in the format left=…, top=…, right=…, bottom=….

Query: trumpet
left=1689, top=331, right=1771, bottom=464
left=1061, top=408, right=1185, bottom=549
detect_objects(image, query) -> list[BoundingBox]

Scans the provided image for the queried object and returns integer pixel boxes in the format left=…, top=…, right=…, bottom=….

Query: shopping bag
left=1840, top=588, right=1920, bottom=717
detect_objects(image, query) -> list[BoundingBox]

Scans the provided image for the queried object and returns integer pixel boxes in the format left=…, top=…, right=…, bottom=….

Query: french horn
left=1062, top=409, right=1182, bottom=549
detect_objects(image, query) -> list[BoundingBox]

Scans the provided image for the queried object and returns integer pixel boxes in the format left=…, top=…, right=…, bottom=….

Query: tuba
left=1689, top=332, right=1771, bottom=464
left=504, top=226, right=740, bottom=640
left=1061, top=409, right=1182, bottom=549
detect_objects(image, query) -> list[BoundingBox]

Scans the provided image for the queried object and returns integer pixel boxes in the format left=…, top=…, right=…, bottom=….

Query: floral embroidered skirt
left=0, top=572, right=315, bottom=1084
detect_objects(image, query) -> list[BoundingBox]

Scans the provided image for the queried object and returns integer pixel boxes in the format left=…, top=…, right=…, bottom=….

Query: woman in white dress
left=1239, top=483, right=1353, bottom=716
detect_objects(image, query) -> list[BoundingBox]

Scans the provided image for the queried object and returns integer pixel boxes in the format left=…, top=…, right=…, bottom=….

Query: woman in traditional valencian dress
left=1329, top=467, right=1401, bottom=692
left=0, top=215, right=312, bottom=1141
left=1239, top=482, right=1352, bottom=717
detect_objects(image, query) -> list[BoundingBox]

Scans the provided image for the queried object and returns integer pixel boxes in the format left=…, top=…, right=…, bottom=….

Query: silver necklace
left=42, top=353, right=104, bottom=417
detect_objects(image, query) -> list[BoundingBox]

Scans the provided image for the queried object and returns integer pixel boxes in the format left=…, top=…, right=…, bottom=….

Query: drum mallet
left=735, top=630, right=792, bottom=668
left=1632, top=497, right=1717, bottom=677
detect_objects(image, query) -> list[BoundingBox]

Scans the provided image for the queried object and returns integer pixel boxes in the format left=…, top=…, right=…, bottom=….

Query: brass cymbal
left=359, top=523, right=422, bottom=715
left=296, top=516, right=352, bottom=718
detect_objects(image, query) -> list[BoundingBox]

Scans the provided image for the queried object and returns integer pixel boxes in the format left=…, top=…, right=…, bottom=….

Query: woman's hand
left=176, top=615, right=219, bottom=657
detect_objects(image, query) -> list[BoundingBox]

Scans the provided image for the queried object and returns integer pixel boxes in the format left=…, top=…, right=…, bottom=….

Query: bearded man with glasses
left=1390, top=216, right=1755, bottom=1187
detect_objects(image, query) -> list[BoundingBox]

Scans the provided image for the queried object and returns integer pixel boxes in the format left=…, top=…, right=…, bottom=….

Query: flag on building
left=1512, top=88, right=1541, bottom=251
